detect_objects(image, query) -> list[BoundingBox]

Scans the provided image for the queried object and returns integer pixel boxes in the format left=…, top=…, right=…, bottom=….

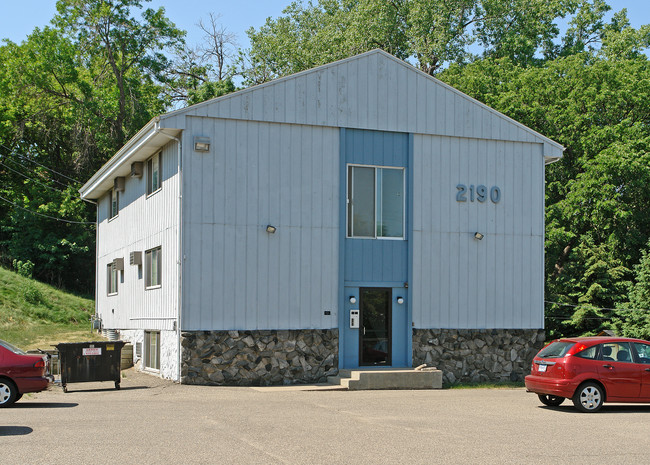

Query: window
left=633, top=342, right=650, bottom=364
left=537, top=341, right=574, bottom=358
left=145, top=246, right=161, bottom=288
left=574, top=344, right=598, bottom=359
left=601, top=342, right=632, bottom=363
left=147, top=152, right=162, bottom=195
left=107, top=263, right=118, bottom=295
left=109, top=188, right=119, bottom=219
left=347, top=165, right=404, bottom=239
left=144, top=331, right=160, bottom=370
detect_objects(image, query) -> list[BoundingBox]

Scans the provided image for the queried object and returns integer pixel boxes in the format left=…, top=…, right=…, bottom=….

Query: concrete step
left=328, top=367, right=443, bottom=390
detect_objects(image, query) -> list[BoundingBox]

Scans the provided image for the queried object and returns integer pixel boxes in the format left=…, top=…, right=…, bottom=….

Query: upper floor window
left=347, top=165, right=404, bottom=239
left=109, top=188, right=119, bottom=219
left=147, top=152, right=162, bottom=196
left=107, top=263, right=118, bottom=295
left=145, top=246, right=162, bottom=288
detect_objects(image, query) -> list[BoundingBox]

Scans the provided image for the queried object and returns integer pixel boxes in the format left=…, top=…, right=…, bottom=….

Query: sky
left=1, top=0, right=649, bottom=52
left=0, top=0, right=290, bottom=49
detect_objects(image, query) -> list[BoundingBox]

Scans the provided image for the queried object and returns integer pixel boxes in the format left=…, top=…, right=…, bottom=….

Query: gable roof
left=81, top=49, right=563, bottom=199
left=159, top=49, right=563, bottom=158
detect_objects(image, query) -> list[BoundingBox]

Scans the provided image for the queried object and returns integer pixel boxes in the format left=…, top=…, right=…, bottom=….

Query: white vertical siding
left=95, top=140, right=180, bottom=331
left=412, top=134, right=545, bottom=329
left=181, top=118, right=339, bottom=331
left=160, top=51, right=554, bottom=155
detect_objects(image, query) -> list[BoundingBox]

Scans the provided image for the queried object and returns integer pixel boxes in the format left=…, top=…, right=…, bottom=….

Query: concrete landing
left=328, top=367, right=443, bottom=390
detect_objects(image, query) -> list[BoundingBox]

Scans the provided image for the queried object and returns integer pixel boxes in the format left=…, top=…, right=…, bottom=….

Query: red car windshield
left=538, top=341, right=575, bottom=358
left=0, top=339, right=27, bottom=355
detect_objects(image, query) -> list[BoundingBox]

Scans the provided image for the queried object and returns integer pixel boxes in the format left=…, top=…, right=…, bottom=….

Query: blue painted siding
left=343, top=128, right=409, bottom=284
left=339, top=128, right=411, bottom=368
left=343, top=128, right=409, bottom=167
left=344, top=240, right=407, bottom=284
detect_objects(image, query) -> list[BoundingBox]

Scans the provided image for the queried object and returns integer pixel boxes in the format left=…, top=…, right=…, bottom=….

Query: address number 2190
left=456, top=184, right=501, bottom=204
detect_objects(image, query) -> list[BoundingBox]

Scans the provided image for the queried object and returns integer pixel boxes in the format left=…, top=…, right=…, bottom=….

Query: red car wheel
left=0, top=379, right=18, bottom=407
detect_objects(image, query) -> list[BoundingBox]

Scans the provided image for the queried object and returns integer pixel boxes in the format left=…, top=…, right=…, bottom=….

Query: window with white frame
left=145, top=246, right=161, bottom=288
left=347, top=165, right=405, bottom=239
left=144, top=331, right=160, bottom=370
left=146, top=152, right=162, bottom=195
left=109, top=188, right=119, bottom=219
left=107, top=263, right=118, bottom=295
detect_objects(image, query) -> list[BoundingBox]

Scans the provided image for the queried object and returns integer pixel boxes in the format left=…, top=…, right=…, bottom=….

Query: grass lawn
left=0, top=266, right=99, bottom=350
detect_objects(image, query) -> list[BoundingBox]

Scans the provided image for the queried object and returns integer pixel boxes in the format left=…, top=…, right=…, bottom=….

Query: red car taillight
left=33, top=359, right=45, bottom=368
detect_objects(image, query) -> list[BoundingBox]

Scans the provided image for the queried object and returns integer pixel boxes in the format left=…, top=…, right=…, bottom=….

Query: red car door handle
left=603, top=364, right=613, bottom=369
left=645, top=368, right=650, bottom=372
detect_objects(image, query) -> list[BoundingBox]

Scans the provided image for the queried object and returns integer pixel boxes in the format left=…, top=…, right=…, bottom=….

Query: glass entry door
left=359, top=288, right=391, bottom=365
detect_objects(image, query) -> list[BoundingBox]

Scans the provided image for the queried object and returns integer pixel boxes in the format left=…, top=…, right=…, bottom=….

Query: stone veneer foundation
left=412, top=329, right=545, bottom=385
left=181, top=329, right=338, bottom=386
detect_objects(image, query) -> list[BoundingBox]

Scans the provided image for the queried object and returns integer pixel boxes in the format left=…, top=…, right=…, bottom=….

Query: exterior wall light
left=266, top=225, right=277, bottom=234
left=397, top=297, right=404, bottom=304
left=194, top=136, right=211, bottom=152
left=474, top=232, right=484, bottom=240
left=349, top=296, right=357, bottom=304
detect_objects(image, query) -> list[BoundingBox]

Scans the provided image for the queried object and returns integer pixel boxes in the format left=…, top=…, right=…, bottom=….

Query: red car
left=0, top=339, right=53, bottom=407
left=525, top=336, right=650, bottom=412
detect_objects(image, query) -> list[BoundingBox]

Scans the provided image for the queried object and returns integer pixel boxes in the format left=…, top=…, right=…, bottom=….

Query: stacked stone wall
left=181, top=329, right=338, bottom=386
left=413, top=329, right=545, bottom=385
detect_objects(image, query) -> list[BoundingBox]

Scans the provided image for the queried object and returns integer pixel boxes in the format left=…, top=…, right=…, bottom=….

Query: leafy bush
left=22, top=284, right=44, bottom=305
left=13, top=259, right=35, bottom=279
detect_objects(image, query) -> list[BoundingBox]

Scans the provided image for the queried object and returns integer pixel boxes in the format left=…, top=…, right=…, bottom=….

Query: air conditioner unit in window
left=130, top=162, right=143, bottom=178
left=114, top=177, right=125, bottom=192
left=130, top=251, right=142, bottom=266
left=112, top=257, right=124, bottom=271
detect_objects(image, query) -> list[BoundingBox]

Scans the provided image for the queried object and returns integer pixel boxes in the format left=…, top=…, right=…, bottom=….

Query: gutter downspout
left=153, top=122, right=183, bottom=383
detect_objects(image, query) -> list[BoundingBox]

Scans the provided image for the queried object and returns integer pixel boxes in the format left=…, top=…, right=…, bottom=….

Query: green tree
left=440, top=14, right=650, bottom=336
left=240, top=0, right=581, bottom=84
left=0, top=0, right=184, bottom=293
left=52, top=0, right=185, bottom=148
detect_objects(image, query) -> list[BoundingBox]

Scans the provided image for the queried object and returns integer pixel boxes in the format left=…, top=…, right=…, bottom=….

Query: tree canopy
left=240, top=0, right=582, bottom=84
left=0, top=0, right=185, bottom=292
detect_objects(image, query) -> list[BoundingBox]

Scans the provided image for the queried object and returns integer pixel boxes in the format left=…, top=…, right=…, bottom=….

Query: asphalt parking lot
left=3, top=369, right=649, bottom=465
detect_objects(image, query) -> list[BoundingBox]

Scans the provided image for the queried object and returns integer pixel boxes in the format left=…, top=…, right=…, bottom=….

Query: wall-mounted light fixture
left=349, top=296, right=357, bottom=304
left=474, top=232, right=484, bottom=240
left=397, top=297, right=404, bottom=304
left=266, top=225, right=277, bottom=234
left=194, top=136, right=211, bottom=152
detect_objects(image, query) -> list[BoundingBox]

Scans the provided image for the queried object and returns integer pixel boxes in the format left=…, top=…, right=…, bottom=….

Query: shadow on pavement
left=539, top=404, right=650, bottom=414
left=62, top=385, right=150, bottom=394
left=0, top=426, right=33, bottom=436
left=10, top=402, right=78, bottom=409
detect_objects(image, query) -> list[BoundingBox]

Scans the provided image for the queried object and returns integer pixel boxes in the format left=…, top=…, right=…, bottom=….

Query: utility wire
left=545, top=300, right=650, bottom=313
left=3, top=156, right=71, bottom=189
left=0, top=194, right=95, bottom=225
left=0, top=160, right=69, bottom=194
left=0, top=143, right=83, bottom=185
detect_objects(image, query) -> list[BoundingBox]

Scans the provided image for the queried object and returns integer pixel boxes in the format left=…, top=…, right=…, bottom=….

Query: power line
left=0, top=160, right=69, bottom=194
left=545, top=300, right=650, bottom=313
left=0, top=194, right=95, bottom=225
left=3, top=156, right=71, bottom=189
left=0, top=143, right=83, bottom=185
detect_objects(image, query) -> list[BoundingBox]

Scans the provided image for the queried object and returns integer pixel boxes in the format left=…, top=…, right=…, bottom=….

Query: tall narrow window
left=107, top=263, right=118, bottom=295
left=147, top=152, right=162, bottom=195
left=145, top=246, right=162, bottom=288
left=144, top=331, right=160, bottom=370
left=347, top=165, right=404, bottom=239
left=109, top=188, right=119, bottom=219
